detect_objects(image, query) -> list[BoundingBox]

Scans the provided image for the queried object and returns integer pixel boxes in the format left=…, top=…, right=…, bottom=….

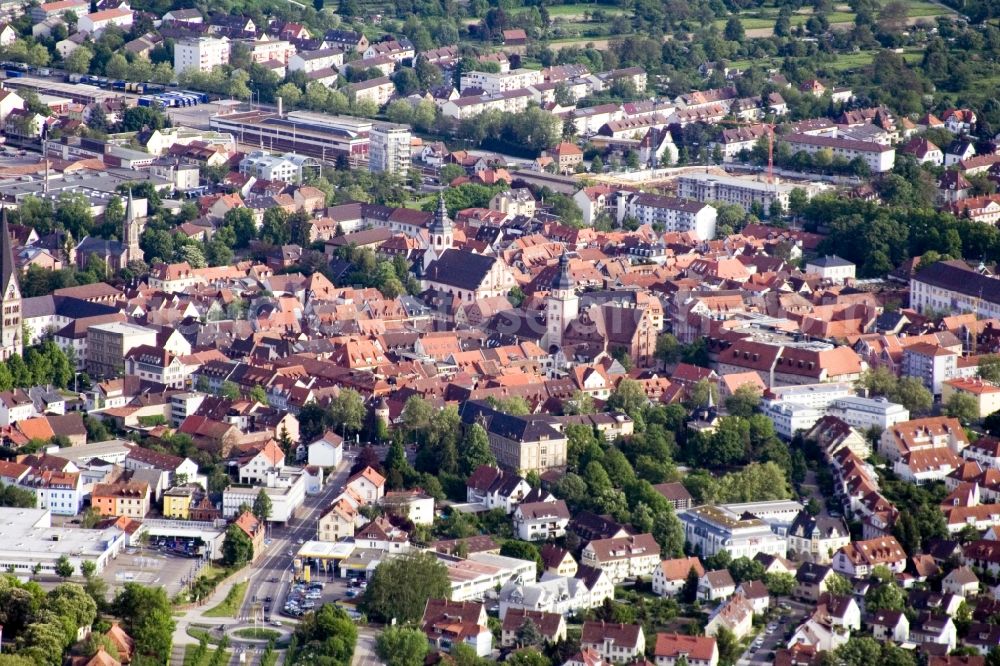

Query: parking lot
left=269, top=574, right=359, bottom=622
left=166, top=100, right=232, bottom=130
left=102, top=547, right=201, bottom=598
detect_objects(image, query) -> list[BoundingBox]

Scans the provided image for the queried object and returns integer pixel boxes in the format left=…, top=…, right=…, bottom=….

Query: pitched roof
left=658, top=556, right=705, bottom=582
left=654, top=633, right=717, bottom=661
left=423, top=249, right=499, bottom=291
left=581, top=621, right=643, bottom=649
left=501, top=608, right=563, bottom=637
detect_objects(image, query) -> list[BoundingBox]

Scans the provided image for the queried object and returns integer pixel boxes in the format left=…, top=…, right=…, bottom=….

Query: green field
left=715, top=0, right=951, bottom=32
left=183, top=644, right=231, bottom=666
left=543, top=3, right=627, bottom=16
left=233, top=628, right=282, bottom=641
left=728, top=47, right=923, bottom=72
left=203, top=582, right=248, bottom=618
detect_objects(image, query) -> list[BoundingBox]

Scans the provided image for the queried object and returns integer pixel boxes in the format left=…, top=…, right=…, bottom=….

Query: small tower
left=544, top=250, right=578, bottom=353
left=423, top=193, right=454, bottom=271
left=0, top=208, right=22, bottom=360
left=123, top=189, right=142, bottom=265
left=374, top=396, right=390, bottom=427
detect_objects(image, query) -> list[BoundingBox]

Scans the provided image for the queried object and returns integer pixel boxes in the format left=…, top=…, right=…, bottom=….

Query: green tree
left=48, top=583, right=98, bottom=646
left=946, top=392, right=980, bottom=424
left=375, top=627, right=429, bottom=666
left=330, top=388, right=366, bottom=435
left=682, top=566, right=699, bottom=603
left=724, top=16, right=745, bottom=41
left=501, top=541, right=544, bottom=575
left=362, top=551, right=450, bottom=623
left=765, top=572, right=796, bottom=598
left=824, top=571, right=851, bottom=597
left=249, top=384, right=268, bottom=405
left=979, top=355, right=1000, bottom=383
left=506, top=649, right=551, bottom=666
left=252, top=488, right=272, bottom=524
left=655, top=333, right=681, bottom=367
left=889, top=377, right=933, bottom=414
left=715, top=627, right=741, bottom=666
left=222, top=524, right=254, bottom=567
left=114, top=583, right=175, bottom=663
left=724, top=384, right=760, bottom=418
left=55, top=555, right=74, bottom=579
left=293, top=603, right=356, bottom=665
left=80, top=560, right=97, bottom=579
left=65, top=46, right=95, bottom=74
left=460, top=424, right=495, bottom=475
left=607, top=379, right=647, bottom=418
left=220, top=381, right=240, bottom=400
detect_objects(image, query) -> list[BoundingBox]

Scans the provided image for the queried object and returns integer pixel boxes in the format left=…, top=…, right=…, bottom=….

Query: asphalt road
left=236, top=454, right=356, bottom=621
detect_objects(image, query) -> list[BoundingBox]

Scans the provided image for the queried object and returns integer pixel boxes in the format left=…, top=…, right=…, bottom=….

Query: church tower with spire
left=543, top=250, right=578, bottom=353
left=0, top=209, right=22, bottom=360
left=423, top=193, right=454, bottom=271
left=123, top=189, right=142, bottom=265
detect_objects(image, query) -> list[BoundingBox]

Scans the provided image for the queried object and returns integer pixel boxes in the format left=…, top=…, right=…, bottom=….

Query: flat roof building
left=0, top=507, right=127, bottom=575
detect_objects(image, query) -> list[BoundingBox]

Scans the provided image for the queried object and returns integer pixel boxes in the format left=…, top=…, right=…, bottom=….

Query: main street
left=236, top=453, right=357, bottom=621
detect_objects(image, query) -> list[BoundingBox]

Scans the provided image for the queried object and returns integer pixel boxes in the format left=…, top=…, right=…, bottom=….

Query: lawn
left=233, top=628, right=282, bottom=641
left=906, top=0, right=951, bottom=17
left=183, top=644, right=231, bottom=666
left=203, top=581, right=248, bottom=618
left=517, top=3, right=626, bottom=16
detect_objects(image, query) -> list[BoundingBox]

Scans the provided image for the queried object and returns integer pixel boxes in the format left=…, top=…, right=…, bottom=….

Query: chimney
left=277, top=96, right=283, bottom=117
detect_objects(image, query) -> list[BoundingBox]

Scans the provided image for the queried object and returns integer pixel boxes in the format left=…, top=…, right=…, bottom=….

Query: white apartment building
left=827, top=396, right=909, bottom=431
left=784, top=132, right=895, bottom=173
left=239, top=150, right=319, bottom=184
left=369, top=123, right=412, bottom=175
left=288, top=48, right=344, bottom=73
left=763, top=392, right=908, bottom=439
left=460, top=68, right=543, bottom=94
left=77, top=7, right=133, bottom=35
left=679, top=505, right=789, bottom=559
left=677, top=172, right=824, bottom=213
left=174, top=37, right=230, bottom=74
left=911, top=260, right=1000, bottom=320
left=902, top=343, right=960, bottom=395
left=441, top=89, right=532, bottom=119
left=760, top=400, right=824, bottom=439
left=765, top=382, right=855, bottom=409
left=619, top=193, right=718, bottom=241
left=222, top=468, right=306, bottom=523
left=249, top=36, right=296, bottom=64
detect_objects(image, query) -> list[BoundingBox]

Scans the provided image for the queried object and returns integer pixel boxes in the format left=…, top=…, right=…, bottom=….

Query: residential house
left=345, top=465, right=385, bottom=503
left=832, top=537, right=907, bottom=578
left=421, top=599, right=493, bottom=657
left=942, top=566, right=980, bottom=598
left=513, top=499, right=570, bottom=541
left=699, top=569, right=736, bottom=602
left=91, top=481, right=151, bottom=519
left=466, top=465, right=532, bottom=513
left=540, top=544, right=577, bottom=578
left=580, top=621, right=645, bottom=663
left=652, top=556, right=705, bottom=597
left=653, top=633, right=718, bottom=666
left=869, top=609, right=909, bottom=643
left=786, top=511, right=851, bottom=564
left=500, top=608, right=566, bottom=647
left=580, top=533, right=661, bottom=583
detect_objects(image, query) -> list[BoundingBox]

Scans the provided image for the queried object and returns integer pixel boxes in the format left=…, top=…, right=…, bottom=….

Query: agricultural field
left=713, top=0, right=952, bottom=33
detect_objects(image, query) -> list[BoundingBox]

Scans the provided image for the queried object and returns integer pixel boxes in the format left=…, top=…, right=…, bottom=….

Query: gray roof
left=808, top=255, right=854, bottom=268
